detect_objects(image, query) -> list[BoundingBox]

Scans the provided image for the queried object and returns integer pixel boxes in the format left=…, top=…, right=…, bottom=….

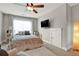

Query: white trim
left=62, top=46, right=71, bottom=51
left=62, top=47, right=68, bottom=51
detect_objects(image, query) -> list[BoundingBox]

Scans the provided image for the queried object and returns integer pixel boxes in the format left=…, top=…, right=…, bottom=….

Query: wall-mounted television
left=41, top=19, right=50, bottom=27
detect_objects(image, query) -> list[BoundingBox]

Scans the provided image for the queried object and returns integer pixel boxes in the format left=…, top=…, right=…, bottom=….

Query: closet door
left=50, top=28, right=61, bottom=48
left=45, top=29, right=51, bottom=44
left=41, top=28, right=51, bottom=44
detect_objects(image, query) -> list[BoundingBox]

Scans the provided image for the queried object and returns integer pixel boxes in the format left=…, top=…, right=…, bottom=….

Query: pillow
left=25, top=31, right=30, bottom=35
left=16, top=31, right=30, bottom=35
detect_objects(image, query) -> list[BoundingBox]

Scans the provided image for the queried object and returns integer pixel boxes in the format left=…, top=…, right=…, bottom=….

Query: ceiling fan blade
left=31, top=3, right=33, bottom=6
left=26, top=3, right=31, bottom=7
left=27, top=3, right=29, bottom=6
left=33, top=9, right=38, bottom=13
left=33, top=5, right=44, bottom=8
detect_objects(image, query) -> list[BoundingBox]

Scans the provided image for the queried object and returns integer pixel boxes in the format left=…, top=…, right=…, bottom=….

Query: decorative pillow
left=25, top=31, right=30, bottom=35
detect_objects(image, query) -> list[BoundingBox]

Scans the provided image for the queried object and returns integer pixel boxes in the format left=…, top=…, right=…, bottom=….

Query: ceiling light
left=27, top=7, right=33, bottom=11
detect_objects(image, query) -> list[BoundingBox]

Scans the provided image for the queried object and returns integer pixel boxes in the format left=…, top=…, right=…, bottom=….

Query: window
left=13, top=19, right=32, bottom=35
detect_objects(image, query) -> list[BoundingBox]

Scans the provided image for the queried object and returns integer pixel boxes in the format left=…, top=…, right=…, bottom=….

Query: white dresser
left=41, top=28, right=62, bottom=48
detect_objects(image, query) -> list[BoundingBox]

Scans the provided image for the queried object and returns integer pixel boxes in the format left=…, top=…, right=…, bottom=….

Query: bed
left=8, top=35, right=56, bottom=56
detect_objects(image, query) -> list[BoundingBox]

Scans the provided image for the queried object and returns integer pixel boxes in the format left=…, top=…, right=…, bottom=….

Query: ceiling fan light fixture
left=27, top=7, right=33, bottom=11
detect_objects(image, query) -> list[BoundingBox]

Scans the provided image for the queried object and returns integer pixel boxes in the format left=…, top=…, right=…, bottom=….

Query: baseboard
left=62, top=47, right=68, bottom=51
left=62, top=46, right=71, bottom=51
left=67, top=46, right=72, bottom=50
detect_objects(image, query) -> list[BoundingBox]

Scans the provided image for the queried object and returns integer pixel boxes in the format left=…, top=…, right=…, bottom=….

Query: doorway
left=73, top=21, right=79, bottom=50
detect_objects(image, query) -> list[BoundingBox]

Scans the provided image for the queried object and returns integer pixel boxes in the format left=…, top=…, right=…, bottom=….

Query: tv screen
left=41, top=19, right=50, bottom=27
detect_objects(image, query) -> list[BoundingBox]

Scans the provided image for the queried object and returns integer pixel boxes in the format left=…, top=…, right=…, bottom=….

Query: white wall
left=0, top=11, right=2, bottom=43
left=1, top=14, right=12, bottom=42
left=66, top=4, right=72, bottom=50
left=38, top=4, right=72, bottom=50
left=72, top=4, right=79, bottom=21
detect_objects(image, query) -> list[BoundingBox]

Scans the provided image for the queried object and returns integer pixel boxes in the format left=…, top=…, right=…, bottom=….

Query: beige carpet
left=17, top=46, right=56, bottom=56
left=24, top=47, right=56, bottom=56
left=44, top=42, right=79, bottom=56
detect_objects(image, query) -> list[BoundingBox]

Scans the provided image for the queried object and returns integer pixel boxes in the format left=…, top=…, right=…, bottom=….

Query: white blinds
left=13, top=19, right=32, bottom=35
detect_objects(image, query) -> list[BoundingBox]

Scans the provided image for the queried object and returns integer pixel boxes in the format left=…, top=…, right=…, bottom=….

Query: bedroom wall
left=72, top=4, right=79, bottom=21
left=66, top=4, right=72, bottom=50
left=38, top=4, right=72, bottom=50
left=0, top=11, right=3, bottom=43
left=1, top=14, right=12, bottom=42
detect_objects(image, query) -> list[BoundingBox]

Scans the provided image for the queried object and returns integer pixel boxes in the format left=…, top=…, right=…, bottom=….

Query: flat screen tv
left=41, top=19, right=50, bottom=27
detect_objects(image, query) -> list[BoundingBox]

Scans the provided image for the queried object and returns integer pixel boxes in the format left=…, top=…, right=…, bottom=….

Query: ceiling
left=0, top=3, right=78, bottom=18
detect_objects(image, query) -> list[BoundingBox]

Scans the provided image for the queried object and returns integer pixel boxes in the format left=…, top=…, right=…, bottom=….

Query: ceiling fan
left=25, top=3, right=44, bottom=13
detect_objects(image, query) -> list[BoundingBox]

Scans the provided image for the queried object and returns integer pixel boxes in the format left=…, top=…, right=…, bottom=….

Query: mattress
left=16, top=47, right=56, bottom=56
